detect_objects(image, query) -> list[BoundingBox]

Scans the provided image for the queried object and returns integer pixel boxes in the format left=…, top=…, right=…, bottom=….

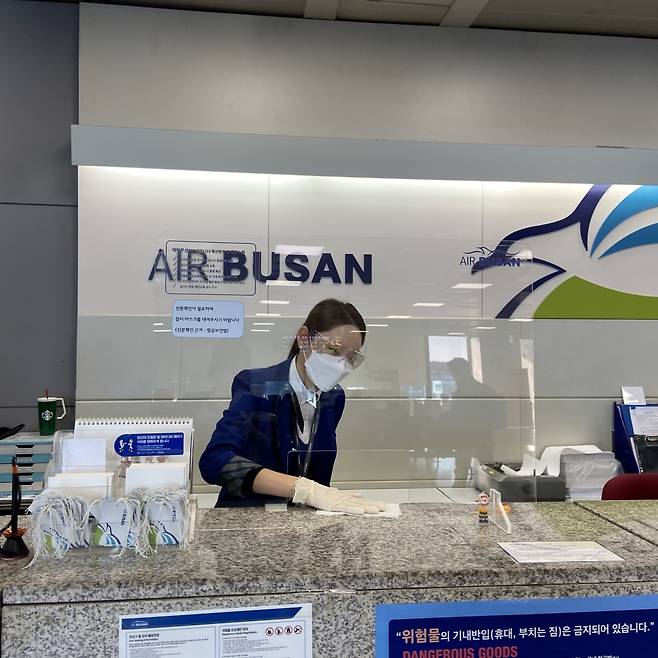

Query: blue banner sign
left=114, top=433, right=184, bottom=457
left=376, top=595, right=658, bottom=658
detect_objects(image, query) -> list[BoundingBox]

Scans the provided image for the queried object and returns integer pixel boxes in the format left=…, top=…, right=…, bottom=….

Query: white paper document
left=630, top=406, right=658, bottom=435
left=498, top=541, right=623, bottom=564
left=119, top=604, right=312, bottom=658
left=316, top=503, right=401, bottom=518
left=622, top=386, right=646, bottom=405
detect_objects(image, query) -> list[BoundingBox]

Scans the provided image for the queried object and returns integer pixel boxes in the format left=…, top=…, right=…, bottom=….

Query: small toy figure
left=476, top=491, right=490, bottom=524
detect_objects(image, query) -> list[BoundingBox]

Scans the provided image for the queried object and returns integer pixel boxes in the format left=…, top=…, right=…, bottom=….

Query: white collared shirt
left=289, top=357, right=319, bottom=445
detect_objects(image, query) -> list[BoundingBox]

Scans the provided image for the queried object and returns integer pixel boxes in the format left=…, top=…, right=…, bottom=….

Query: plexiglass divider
left=76, top=228, right=537, bottom=504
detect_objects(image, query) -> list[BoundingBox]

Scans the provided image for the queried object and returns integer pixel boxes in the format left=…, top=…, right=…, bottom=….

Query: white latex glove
left=292, top=477, right=387, bottom=515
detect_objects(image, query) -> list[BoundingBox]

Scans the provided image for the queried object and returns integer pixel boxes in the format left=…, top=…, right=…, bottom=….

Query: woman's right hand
left=292, top=477, right=387, bottom=515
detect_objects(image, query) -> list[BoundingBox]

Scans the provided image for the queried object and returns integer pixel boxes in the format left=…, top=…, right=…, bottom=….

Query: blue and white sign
left=172, top=300, right=244, bottom=338
left=114, top=433, right=184, bottom=457
left=119, top=604, right=312, bottom=658
left=376, top=595, right=658, bottom=658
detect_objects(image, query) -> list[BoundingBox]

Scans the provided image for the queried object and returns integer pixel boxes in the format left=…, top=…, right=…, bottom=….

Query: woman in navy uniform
left=200, top=299, right=385, bottom=514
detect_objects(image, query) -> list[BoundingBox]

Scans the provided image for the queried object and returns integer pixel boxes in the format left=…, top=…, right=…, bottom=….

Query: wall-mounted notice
left=376, top=595, right=658, bottom=658
left=119, top=604, right=312, bottom=658
left=172, top=300, right=244, bottom=338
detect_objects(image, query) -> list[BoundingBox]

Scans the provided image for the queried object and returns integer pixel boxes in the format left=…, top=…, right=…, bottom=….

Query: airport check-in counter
left=4, top=502, right=658, bottom=656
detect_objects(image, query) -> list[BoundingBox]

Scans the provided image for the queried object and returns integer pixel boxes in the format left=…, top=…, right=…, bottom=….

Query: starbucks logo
left=41, top=410, right=54, bottom=421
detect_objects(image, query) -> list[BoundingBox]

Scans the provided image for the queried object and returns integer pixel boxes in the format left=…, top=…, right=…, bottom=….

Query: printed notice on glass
left=119, top=604, right=312, bottom=658
left=498, top=541, right=623, bottom=564
left=172, top=300, right=243, bottom=338
left=630, top=406, right=658, bottom=436
left=165, top=240, right=256, bottom=296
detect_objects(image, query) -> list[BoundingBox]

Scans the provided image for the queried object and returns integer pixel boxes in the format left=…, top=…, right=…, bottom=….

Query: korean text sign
left=172, top=300, right=243, bottom=338
left=120, top=604, right=312, bottom=658
left=376, top=595, right=658, bottom=658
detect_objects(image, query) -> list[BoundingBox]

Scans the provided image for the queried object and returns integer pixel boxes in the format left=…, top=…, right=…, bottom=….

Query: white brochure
left=498, top=541, right=623, bottom=564
left=119, top=603, right=312, bottom=658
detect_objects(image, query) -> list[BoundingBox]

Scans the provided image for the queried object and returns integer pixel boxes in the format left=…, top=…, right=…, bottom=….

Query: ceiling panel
left=41, top=0, right=658, bottom=37
left=337, top=0, right=450, bottom=25
left=108, top=0, right=305, bottom=17
left=475, top=0, right=658, bottom=38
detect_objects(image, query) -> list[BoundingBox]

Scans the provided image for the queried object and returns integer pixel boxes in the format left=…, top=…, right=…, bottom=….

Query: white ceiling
left=55, top=0, right=658, bottom=37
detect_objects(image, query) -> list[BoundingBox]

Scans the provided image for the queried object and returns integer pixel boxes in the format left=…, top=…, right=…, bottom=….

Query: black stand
left=0, top=529, right=29, bottom=559
left=0, top=456, right=30, bottom=559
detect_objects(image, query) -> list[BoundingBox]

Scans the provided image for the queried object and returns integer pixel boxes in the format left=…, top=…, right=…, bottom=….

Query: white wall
left=79, top=3, right=658, bottom=148
left=76, top=168, right=658, bottom=492
left=76, top=4, right=658, bottom=492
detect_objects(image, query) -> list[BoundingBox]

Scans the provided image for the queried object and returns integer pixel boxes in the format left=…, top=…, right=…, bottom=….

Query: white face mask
left=304, top=351, right=353, bottom=392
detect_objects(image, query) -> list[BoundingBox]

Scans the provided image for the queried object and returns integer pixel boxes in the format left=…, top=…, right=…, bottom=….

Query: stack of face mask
left=88, top=496, right=149, bottom=557
left=135, top=488, right=193, bottom=549
left=26, top=488, right=193, bottom=566
left=27, top=491, right=91, bottom=565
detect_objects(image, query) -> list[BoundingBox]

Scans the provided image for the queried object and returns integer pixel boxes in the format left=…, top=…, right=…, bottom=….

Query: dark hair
left=288, top=299, right=366, bottom=359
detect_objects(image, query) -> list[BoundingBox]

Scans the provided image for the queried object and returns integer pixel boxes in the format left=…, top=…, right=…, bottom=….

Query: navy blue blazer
left=199, top=358, right=346, bottom=507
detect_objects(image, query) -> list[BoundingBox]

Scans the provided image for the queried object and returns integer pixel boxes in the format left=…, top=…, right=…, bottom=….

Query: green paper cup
left=37, top=397, right=66, bottom=436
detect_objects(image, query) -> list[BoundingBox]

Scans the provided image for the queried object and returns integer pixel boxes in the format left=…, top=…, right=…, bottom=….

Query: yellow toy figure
left=476, top=491, right=490, bottom=524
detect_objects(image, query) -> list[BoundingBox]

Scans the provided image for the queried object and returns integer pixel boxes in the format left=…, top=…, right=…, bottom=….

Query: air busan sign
left=148, top=240, right=372, bottom=296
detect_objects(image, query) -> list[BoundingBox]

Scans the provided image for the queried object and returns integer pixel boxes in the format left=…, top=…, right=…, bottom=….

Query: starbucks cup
left=37, top=397, right=66, bottom=436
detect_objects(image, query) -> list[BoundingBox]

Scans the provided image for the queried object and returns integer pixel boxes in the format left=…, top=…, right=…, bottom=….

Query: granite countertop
left=2, top=502, right=658, bottom=605
left=576, top=500, right=658, bottom=545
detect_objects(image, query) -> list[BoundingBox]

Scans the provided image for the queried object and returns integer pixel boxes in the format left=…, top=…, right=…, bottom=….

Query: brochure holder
left=613, top=403, right=658, bottom=474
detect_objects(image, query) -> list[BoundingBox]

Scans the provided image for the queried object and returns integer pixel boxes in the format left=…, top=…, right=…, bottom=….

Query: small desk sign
left=119, top=604, right=312, bottom=658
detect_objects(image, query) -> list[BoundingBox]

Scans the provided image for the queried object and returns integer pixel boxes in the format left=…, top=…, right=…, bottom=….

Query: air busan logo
left=148, top=240, right=372, bottom=296
left=476, top=185, right=658, bottom=319
left=460, top=246, right=521, bottom=268
left=127, top=620, right=149, bottom=628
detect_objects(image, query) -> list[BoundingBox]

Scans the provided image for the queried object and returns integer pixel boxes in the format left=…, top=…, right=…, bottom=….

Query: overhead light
left=366, top=323, right=389, bottom=327
left=475, top=326, right=496, bottom=330
left=413, top=302, right=444, bottom=307
left=452, top=283, right=492, bottom=290
left=274, top=244, right=324, bottom=256
left=386, top=315, right=412, bottom=319
left=509, top=318, right=533, bottom=322
left=256, top=313, right=281, bottom=317
left=253, top=322, right=275, bottom=326
left=266, top=280, right=301, bottom=287
left=152, top=322, right=164, bottom=326
left=153, top=329, right=171, bottom=333
left=260, top=300, right=289, bottom=305
left=447, top=332, right=464, bottom=336
left=250, top=329, right=270, bottom=333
